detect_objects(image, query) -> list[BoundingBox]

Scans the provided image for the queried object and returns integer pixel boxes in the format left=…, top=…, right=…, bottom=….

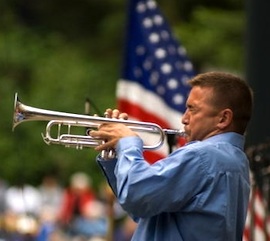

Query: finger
left=119, top=112, right=128, bottom=120
left=95, top=140, right=117, bottom=151
left=104, top=108, right=113, bottom=118
left=89, top=130, right=108, bottom=138
left=112, top=109, right=120, bottom=119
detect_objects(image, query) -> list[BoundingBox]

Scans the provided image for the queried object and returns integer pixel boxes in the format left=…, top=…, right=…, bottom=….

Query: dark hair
left=188, top=72, right=253, bottom=134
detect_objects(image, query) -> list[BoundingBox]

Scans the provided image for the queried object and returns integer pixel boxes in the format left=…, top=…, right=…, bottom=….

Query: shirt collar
left=186, top=132, right=245, bottom=150
left=203, top=132, right=245, bottom=150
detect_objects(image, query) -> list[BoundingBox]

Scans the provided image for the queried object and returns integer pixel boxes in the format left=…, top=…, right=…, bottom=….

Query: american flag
left=117, top=0, right=195, bottom=163
left=243, top=185, right=270, bottom=241
left=243, top=144, right=270, bottom=240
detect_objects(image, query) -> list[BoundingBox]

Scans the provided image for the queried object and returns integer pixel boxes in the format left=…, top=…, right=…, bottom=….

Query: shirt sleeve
left=96, top=136, right=144, bottom=194
left=97, top=136, right=211, bottom=218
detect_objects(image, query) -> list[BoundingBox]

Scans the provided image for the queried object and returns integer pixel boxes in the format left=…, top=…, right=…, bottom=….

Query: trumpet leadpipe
left=163, top=129, right=186, bottom=136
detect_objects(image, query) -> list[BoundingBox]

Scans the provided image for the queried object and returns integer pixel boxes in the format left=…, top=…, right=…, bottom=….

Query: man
left=90, top=72, right=253, bottom=241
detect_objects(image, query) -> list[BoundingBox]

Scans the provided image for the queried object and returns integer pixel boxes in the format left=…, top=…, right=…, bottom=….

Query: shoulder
left=178, top=135, right=247, bottom=173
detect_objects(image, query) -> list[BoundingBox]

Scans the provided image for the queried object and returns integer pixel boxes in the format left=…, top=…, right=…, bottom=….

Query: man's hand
left=90, top=109, right=137, bottom=151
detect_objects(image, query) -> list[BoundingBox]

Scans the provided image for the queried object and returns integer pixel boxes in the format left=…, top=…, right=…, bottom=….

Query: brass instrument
left=12, top=93, right=185, bottom=150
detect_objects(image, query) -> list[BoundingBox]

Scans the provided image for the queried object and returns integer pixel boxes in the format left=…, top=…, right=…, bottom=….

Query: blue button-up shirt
left=97, top=132, right=250, bottom=241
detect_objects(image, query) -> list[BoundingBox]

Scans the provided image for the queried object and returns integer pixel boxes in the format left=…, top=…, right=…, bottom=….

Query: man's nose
left=181, top=111, right=189, bottom=125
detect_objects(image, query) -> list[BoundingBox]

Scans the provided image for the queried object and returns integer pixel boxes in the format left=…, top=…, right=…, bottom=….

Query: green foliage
left=0, top=0, right=245, bottom=188
left=0, top=25, right=120, bottom=189
left=173, top=7, right=245, bottom=73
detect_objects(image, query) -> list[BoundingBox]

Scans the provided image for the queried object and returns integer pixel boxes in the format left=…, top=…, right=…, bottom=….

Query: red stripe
left=243, top=226, right=250, bottom=241
left=253, top=212, right=264, bottom=233
left=143, top=150, right=165, bottom=164
left=118, top=99, right=172, bottom=129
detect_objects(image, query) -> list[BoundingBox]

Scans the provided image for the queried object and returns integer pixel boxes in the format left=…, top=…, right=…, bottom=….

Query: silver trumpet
left=12, top=93, right=186, bottom=150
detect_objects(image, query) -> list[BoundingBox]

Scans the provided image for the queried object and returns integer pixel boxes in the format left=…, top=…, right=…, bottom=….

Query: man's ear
left=217, top=109, right=233, bottom=129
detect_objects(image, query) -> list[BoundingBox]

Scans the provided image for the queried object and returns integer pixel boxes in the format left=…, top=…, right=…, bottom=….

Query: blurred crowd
left=0, top=172, right=137, bottom=241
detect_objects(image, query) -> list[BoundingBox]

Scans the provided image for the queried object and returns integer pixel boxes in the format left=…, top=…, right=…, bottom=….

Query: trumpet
left=12, top=93, right=185, bottom=150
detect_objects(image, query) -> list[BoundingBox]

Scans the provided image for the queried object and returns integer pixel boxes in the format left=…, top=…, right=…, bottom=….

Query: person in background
left=57, top=172, right=96, bottom=236
left=90, top=72, right=254, bottom=241
left=4, top=181, right=41, bottom=239
left=71, top=200, right=108, bottom=239
left=37, top=173, right=63, bottom=241
left=39, top=173, right=63, bottom=215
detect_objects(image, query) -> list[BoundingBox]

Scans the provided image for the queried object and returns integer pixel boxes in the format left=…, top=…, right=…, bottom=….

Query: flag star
left=137, top=2, right=146, bottom=13
left=157, top=85, right=165, bottom=95
left=167, top=78, right=178, bottom=89
left=143, top=18, right=153, bottom=28
left=175, top=61, right=182, bottom=70
left=136, top=45, right=145, bottom=55
left=168, top=45, right=177, bottom=55
left=134, top=67, right=142, bottom=78
left=147, top=0, right=157, bottom=10
left=143, top=59, right=152, bottom=70
left=178, top=46, right=187, bottom=55
left=183, top=61, right=193, bottom=71
left=161, top=63, right=172, bottom=74
left=173, top=94, right=184, bottom=105
left=175, top=61, right=190, bottom=72
left=161, top=30, right=169, bottom=40
left=153, top=15, right=163, bottom=25
left=155, top=48, right=166, bottom=59
left=181, top=75, right=190, bottom=85
left=150, top=71, right=159, bottom=85
left=149, top=32, right=160, bottom=43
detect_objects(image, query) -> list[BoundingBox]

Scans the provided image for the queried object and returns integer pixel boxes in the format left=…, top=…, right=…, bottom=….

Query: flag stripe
left=143, top=150, right=164, bottom=164
left=117, top=79, right=184, bottom=129
left=117, top=98, right=170, bottom=128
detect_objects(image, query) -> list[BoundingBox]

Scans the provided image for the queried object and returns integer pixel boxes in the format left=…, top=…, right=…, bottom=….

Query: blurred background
left=1, top=0, right=248, bottom=187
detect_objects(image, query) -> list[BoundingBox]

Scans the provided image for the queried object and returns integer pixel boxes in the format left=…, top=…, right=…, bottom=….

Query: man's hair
left=188, top=71, right=253, bottom=134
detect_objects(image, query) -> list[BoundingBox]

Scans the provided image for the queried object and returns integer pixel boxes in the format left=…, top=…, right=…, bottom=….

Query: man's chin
left=183, top=133, right=191, bottom=143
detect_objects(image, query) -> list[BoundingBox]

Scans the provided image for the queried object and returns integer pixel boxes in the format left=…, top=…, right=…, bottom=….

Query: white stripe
left=117, top=79, right=184, bottom=129
left=253, top=228, right=265, bottom=241
left=254, top=192, right=266, bottom=219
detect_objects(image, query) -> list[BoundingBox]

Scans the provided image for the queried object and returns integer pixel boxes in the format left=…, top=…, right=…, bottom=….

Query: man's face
left=182, top=86, right=222, bottom=142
